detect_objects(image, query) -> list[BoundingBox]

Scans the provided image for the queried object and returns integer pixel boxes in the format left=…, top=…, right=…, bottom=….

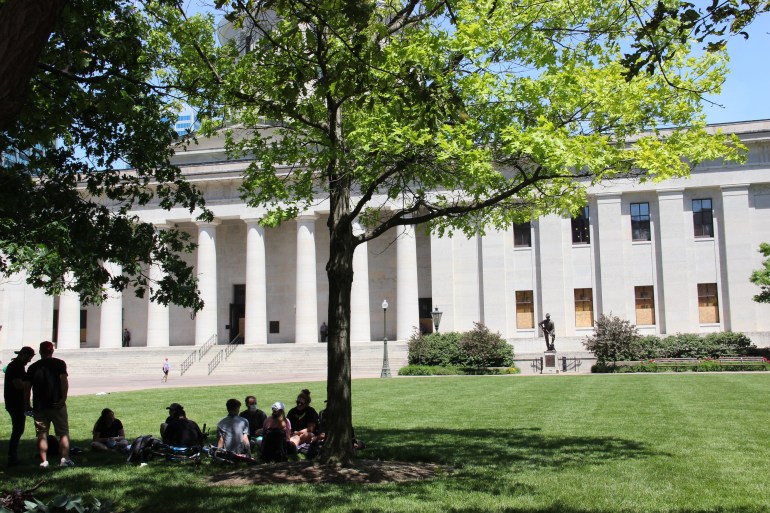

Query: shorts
left=34, top=405, right=70, bottom=437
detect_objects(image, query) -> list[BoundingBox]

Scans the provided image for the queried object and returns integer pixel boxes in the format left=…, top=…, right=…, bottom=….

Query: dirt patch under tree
left=208, top=460, right=453, bottom=485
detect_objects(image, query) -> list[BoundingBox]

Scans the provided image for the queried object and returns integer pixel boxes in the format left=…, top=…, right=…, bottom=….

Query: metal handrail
left=225, top=336, right=242, bottom=359
left=208, top=349, right=224, bottom=375
left=198, top=334, right=217, bottom=360
left=180, top=351, right=196, bottom=376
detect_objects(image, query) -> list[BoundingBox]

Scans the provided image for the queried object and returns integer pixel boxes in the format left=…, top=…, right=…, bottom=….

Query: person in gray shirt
left=217, top=398, right=250, bottom=456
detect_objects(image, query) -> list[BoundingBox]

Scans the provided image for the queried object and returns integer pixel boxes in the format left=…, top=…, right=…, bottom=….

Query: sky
left=703, top=14, right=770, bottom=124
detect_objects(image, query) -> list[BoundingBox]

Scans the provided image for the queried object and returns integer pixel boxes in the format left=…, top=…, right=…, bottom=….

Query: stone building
left=2, top=119, right=770, bottom=357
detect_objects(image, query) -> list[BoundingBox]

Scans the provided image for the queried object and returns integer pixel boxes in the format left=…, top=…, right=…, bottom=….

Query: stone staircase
left=20, top=342, right=409, bottom=380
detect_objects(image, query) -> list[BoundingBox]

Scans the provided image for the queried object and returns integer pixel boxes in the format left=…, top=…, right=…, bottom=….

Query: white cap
left=271, top=401, right=285, bottom=411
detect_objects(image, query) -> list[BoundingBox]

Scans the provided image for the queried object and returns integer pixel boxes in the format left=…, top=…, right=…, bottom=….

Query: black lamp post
left=380, top=299, right=391, bottom=378
left=431, top=306, right=443, bottom=333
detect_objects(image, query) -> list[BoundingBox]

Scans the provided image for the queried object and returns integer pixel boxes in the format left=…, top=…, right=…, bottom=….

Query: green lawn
left=2, top=374, right=770, bottom=512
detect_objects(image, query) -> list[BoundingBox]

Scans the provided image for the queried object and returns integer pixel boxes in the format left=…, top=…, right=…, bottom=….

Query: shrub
left=407, top=331, right=462, bottom=366
left=458, top=323, right=514, bottom=368
left=398, top=365, right=465, bottom=376
left=583, top=314, right=640, bottom=365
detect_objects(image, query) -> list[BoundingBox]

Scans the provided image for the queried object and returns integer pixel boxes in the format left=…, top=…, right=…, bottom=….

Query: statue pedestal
left=541, top=351, right=559, bottom=374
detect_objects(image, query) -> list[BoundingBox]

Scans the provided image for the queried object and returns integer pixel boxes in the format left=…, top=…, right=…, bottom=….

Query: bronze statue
left=538, top=313, right=555, bottom=351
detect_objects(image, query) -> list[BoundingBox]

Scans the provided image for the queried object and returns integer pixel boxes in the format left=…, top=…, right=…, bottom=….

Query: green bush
left=458, top=323, right=514, bottom=367
left=407, top=331, right=462, bottom=366
left=583, top=314, right=641, bottom=365
left=397, top=365, right=520, bottom=376
left=398, top=365, right=465, bottom=376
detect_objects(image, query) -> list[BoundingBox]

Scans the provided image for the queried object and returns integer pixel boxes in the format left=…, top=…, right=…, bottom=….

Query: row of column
left=55, top=215, right=421, bottom=348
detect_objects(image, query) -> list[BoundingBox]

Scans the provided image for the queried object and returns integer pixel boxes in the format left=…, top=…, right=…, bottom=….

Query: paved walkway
left=48, top=369, right=386, bottom=397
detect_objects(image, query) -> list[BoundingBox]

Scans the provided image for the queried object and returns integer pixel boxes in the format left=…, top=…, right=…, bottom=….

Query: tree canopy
left=750, top=243, right=770, bottom=303
left=148, top=0, right=746, bottom=464
left=0, top=0, right=209, bottom=307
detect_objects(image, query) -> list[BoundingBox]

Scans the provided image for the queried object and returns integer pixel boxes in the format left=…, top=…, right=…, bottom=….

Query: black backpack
left=127, top=435, right=156, bottom=463
left=261, top=428, right=288, bottom=463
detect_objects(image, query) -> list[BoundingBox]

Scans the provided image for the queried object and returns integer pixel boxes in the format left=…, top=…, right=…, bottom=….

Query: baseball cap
left=166, top=403, right=183, bottom=411
left=271, top=401, right=285, bottom=412
left=14, top=346, right=35, bottom=357
left=39, top=341, right=54, bottom=353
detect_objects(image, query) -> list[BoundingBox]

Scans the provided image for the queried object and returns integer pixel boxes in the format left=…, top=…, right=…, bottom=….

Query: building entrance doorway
left=229, top=284, right=245, bottom=343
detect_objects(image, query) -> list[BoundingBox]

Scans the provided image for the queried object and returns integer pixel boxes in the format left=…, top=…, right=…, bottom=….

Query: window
left=574, top=289, right=594, bottom=327
left=693, top=198, right=714, bottom=238
left=513, top=222, right=531, bottom=247
left=516, top=291, right=534, bottom=328
left=269, top=321, right=280, bottom=333
left=571, top=206, right=590, bottom=244
left=631, top=202, right=651, bottom=241
left=635, top=286, right=655, bottom=325
left=698, top=283, right=720, bottom=323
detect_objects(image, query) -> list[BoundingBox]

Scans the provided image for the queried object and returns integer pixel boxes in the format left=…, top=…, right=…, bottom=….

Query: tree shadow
left=359, top=427, right=660, bottom=471
left=0, top=428, right=674, bottom=513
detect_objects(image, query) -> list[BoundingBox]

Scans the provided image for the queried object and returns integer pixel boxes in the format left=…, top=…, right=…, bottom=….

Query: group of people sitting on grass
left=94, top=388, right=361, bottom=463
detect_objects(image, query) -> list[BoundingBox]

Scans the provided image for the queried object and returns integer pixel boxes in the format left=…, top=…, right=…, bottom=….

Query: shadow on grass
left=1, top=427, right=666, bottom=512
left=361, top=427, right=658, bottom=470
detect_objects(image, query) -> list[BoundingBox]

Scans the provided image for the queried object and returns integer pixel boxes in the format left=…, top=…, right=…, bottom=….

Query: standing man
left=122, top=328, right=131, bottom=347
left=538, top=313, right=556, bottom=351
left=4, top=346, right=35, bottom=466
left=25, top=341, right=74, bottom=468
left=319, top=322, right=328, bottom=343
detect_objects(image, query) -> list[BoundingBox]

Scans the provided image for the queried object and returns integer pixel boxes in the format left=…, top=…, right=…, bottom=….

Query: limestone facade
left=2, top=120, right=770, bottom=355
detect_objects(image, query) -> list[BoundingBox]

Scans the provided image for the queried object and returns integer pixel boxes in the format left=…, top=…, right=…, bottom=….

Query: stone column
left=350, top=221, right=371, bottom=342
left=720, top=184, right=754, bottom=331
left=146, top=260, right=170, bottom=348
left=98, top=262, right=123, bottom=348
left=656, top=189, right=692, bottom=333
left=57, top=272, right=81, bottom=349
left=595, top=193, right=627, bottom=316
left=535, top=214, right=568, bottom=336
left=396, top=223, right=419, bottom=341
left=195, top=221, right=220, bottom=346
left=295, top=214, right=318, bottom=344
left=244, top=218, right=268, bottom=345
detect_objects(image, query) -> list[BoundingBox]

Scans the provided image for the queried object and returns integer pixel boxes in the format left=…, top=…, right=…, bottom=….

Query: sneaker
left=39, top=460, right=49, bottom=469
left=59, top=458, right=75, bottom=468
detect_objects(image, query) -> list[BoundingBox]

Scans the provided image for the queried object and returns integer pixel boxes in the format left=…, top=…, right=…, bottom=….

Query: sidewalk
left=63, top=368, right=384, bottom=397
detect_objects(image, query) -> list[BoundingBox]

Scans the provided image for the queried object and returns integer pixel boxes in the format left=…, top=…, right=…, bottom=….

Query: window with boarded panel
left=574, top=288, right=594, bottom=327
left=698, top=283, right=720, bottom=323
left=634, top=286, right=655, bottom=325
left=516, top=290, right=534, bottom=328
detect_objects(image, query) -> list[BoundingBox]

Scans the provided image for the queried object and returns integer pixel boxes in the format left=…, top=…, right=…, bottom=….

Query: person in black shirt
left=239, top=395, right=267, bottom=439
left=91, top=408, right=128, bottom=451
left=25, top=341, right=74, bottom=468
left=162, top=406, right=204, bottom=447
left=4, top=346, right=34, bottom=466
left=287, top=389, right=319, bottom=448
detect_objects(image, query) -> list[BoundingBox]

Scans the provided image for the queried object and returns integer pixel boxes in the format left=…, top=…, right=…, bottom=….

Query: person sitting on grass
left=261, top=402, right=296, bottom=462
left=162, top=404, right=204, bottom=447
left=91, top=408, right=128, bottom=451
left=217, top=398, right=250, bottom=456
left=239, top=395, right=267, bottom=439
left=287, top=389, right=319, bottom=449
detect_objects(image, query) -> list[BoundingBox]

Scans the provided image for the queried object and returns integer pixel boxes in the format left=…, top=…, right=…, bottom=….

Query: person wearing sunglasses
left=287, top=389, right=319, bottom=449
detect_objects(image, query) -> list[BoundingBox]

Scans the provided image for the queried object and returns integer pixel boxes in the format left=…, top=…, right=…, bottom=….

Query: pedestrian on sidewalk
left=162, top=358, right=170, bottom=382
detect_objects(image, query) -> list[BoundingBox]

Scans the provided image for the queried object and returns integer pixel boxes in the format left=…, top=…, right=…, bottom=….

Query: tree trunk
left=319, top=217, right=356, bottom=466
left=0, top=0, right=69, bottom=130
